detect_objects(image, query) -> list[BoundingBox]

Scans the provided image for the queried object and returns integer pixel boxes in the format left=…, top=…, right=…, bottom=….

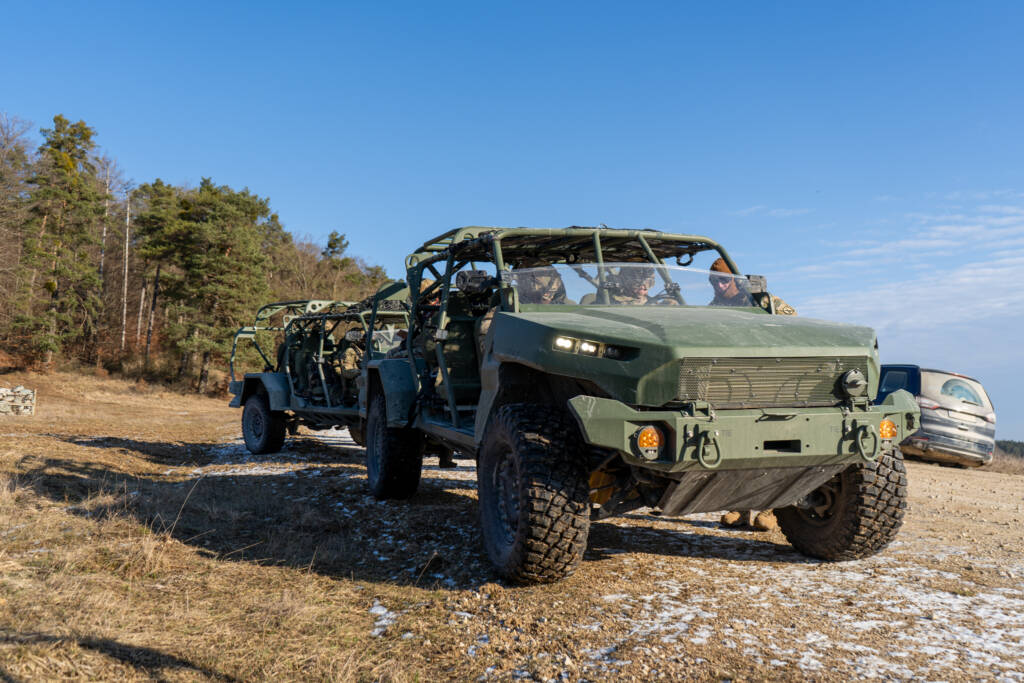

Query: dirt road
left=1, top=372, right=1022, bottom=680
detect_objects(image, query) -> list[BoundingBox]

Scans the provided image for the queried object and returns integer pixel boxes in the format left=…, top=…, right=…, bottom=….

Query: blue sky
left=4, top=1, right=1024, bottom=436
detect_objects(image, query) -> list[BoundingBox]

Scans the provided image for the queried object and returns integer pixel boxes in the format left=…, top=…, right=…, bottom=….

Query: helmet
left=519, top=267, right=566, bottom=304
left=616, top=264, right=656, bottom=292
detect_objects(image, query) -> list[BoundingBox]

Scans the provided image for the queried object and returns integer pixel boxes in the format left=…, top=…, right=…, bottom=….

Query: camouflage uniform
left=610, top=265, right=657, bottom=305
left=340, top=345, right=363, bottom=379
left=517, top=267, right=569, bottom=305
left=771, top=295, right=796, bottom=316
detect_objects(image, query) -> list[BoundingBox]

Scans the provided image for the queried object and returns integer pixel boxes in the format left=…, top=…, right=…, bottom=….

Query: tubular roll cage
left=400, top=226, right=740, bottom=429
left=229, top=300, right=347, bottom=382
left=280, top=305, right=408, bottom=410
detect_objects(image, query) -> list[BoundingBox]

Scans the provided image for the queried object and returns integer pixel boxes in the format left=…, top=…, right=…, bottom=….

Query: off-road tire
left=478, top=404, right=591, bottom=584
left=365, top=390, right=423, bottom=499
left=242, top=392, right=286, bottom=454
left=348, top=422, right=366, bottom=447
left=777, top=445, right=907, bottom=560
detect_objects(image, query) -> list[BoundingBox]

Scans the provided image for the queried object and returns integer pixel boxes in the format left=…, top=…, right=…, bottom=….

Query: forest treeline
left=996, top=440, right=1024, bottom=459
left=0, top=112, right=389, bottom=391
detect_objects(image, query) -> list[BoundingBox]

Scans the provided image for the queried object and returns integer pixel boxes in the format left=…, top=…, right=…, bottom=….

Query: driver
left=611, top=265, right=657, bottom=304
left=518, top=267, right=570, bottom=305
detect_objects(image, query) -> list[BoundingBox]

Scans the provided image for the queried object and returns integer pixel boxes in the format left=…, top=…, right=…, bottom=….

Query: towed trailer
left=228, top=281, right=410, bottom=452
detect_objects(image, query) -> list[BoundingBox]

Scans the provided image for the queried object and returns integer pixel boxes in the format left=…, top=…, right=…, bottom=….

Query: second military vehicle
left=228, top=282, right=409, bottom=451
left=362, top=226, right=920, bottom=583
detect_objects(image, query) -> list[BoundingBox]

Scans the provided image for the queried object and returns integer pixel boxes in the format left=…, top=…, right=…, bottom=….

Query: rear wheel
left=365, top=390, right=423, bottom=499
left=478, top=404, right=591, bottom=584
left=242, top=392, right=286, bottom=454
left=348, top=421, right=366, bottom=447
left=777, top=445, right=907, bottom=560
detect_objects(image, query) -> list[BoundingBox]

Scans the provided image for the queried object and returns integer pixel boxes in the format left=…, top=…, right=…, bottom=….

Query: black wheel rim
left=492, top=447, right=520, bottom=546
left=797, top=475, right=844, bottom=526
left=249, top=407, right=265, bottom=440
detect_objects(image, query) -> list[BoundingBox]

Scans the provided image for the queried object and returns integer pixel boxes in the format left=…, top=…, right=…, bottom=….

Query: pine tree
left=15, top=115, right=107, bottom=365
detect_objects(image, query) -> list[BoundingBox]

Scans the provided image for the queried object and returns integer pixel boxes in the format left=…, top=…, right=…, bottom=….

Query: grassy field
left=1, top=371, right=1022, bottom=681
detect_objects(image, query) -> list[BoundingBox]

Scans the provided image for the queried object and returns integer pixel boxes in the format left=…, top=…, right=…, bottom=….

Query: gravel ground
left=1, top=372, right=1022, bottom=681
left=199, top=427, right=1024, bottom=680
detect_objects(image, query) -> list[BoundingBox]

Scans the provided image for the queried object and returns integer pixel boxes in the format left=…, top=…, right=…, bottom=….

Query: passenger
left=708, top=257, right=796, bottom=314
left=518, top=267, right=570, bottom=305
left=610, top=265, right=657, bottom=304
left=708, top=258, right=750, bottom=307
left=340, top=341, right=363, bottom=379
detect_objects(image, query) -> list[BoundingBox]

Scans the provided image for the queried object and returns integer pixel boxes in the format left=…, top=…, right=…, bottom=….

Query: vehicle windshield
left=511, top=262, right=758, bottom=308
left=921, top=371, right=993, bottom=411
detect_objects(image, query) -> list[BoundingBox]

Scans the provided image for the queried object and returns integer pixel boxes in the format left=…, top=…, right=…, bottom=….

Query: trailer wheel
left=242, top=392, right=286, bottom=454
left=478, top=404, right=591, bottom=584
left=777, top=445, right=907, bottom=560
left=365, top=390, right=423, bottom=499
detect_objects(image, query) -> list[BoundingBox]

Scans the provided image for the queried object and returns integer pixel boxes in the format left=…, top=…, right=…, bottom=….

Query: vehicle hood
left=488, top=306, right=879, bottom=406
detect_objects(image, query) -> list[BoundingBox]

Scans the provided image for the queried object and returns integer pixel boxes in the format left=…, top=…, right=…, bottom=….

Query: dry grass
left=2, top=370, right=1023, bottom=681
left=985, top=446, right=1024, bottom=475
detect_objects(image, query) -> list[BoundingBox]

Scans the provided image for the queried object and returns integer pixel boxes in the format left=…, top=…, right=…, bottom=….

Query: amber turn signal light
left=879, top=419, right=898, bottom=440
left=635, top=425, right=663, bottom=461
left=637, top=426, right=662, bottom=449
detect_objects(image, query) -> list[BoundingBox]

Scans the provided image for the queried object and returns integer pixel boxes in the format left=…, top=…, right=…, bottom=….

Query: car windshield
left=921, top=371, right=993, bottom=410
left=511, top=262, right=758, bottom=308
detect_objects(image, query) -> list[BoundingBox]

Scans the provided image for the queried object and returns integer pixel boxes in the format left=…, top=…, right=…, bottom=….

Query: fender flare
left=231, top=373, right=291, bottom=412
left=365, top=359, right=418, bottom=428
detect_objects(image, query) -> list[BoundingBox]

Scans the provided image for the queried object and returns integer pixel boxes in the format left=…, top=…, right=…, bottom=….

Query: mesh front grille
left=677, top=356, right=868, bottom=408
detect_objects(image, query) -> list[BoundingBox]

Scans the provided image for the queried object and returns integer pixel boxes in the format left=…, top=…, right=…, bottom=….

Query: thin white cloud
left=797, top=248, right=1024, bottom=334
left=943, top=190, right=1024, bottom=201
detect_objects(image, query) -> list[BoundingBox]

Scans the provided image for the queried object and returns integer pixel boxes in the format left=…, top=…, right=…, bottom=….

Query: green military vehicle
left=362, top=226, right=920, bottom=584
left=229, top=282, right=409, bottom=452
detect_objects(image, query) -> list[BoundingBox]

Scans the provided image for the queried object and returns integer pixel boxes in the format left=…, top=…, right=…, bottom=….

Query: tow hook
left=855, top=423, right=880, bottom=462
left=696, top=429, right=723, bottom=469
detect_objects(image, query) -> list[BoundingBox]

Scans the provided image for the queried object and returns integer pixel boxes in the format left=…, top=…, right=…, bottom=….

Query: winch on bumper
left=568, top=389, right=919, bottom=473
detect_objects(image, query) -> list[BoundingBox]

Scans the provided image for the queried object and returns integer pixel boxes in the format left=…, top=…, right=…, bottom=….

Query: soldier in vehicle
left=708, top=257, right=750, bottom=307
left=708, top=257, right=796, bottom=314
left=611, top=265, right=657, bottom=304
left=517, top=267, right=570, bottom=305
left=340, top=331, right=364, bottom=379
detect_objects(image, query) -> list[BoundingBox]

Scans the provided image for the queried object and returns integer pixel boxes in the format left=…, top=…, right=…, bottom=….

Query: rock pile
left=0, top=385, right=36, bottom=416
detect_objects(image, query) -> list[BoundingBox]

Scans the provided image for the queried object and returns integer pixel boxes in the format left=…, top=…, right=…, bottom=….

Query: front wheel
left=241, top=393, right=286, bottom=454
left=365, top=390, right=423, bottom=499
left=478, top=404, right=591, bottom=584
left=777, top=445, right=908, bottom=560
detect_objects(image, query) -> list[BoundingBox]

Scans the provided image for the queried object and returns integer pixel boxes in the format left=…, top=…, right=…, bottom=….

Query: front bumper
left=567, top=389, right=919, bottom=473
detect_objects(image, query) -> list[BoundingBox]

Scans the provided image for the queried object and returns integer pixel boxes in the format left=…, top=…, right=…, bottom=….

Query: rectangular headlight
left=554, top=336, right=577, bottom=351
